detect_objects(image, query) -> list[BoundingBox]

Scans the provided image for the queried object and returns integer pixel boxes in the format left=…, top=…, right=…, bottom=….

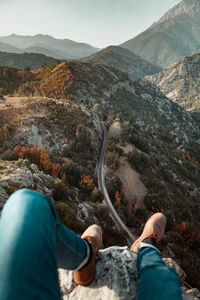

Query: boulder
left=58, top=246, right=194, bottom=300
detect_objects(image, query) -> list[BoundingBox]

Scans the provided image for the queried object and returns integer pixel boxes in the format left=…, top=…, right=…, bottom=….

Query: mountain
left=0, top=61, right=199, bottom=151
left=147, top=52, right=200, bottom=112
left=121, top=0, right=200, bottom=68
left=0, top=51, right=57, bottom=70
left=0, top=41, right=22, bottom=54
left=22, top=45, right=65, bottom=59
left=0, top=61, right=200, bottom=288
left=81, top=46, right=162, bottom=79
left=0, top=34, right=100, bottom=59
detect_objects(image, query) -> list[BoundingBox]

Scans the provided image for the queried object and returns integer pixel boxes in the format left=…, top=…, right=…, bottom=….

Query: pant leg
left=0, top=189, right=88, bottom=300
left=137, top=245, right=183, bottom=300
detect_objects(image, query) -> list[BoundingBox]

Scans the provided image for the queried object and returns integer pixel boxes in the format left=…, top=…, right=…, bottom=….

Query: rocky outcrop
left=58, top=246, right=196, bottom=300
left=147, top=52, right=200, bottom=112
left=0, top=159, right=54, bottom=208
left=120, top=0, right=200, bottom=68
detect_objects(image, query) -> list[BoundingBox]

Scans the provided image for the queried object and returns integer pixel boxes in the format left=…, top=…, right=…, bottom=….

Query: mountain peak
left=121, top=0, right=200, bottom=67
left=82, top=45, right=162, bottom=79
left=157, top=0, right=200, bottom=24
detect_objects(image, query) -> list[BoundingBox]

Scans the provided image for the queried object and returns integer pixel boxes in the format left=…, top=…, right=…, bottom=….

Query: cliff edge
left=58, top=246, right=199, bottom=300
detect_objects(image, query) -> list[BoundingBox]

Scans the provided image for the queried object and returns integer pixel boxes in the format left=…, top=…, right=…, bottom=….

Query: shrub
left=62, top=160, right=82, bottom=186
left=106, top=151, right=119, bottom=170
left=53, top=178, right=69, bottom=202
left=79, top=174, right=94, bottom=195
left=16, top=145, right=61, bottom=177
left=108, top=143, right=123, bottom=156
left=0, top=149, right=17, bottom=161
left=54, top=202, right=82, bottom=233
left=128, top=150, right=150, bottom=174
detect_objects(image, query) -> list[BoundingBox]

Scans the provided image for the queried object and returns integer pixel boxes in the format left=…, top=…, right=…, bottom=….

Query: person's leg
left=0, top=189, right=89, bottom=300
left=137, top=244, right=182, bottom=300
left=131, top=213, right=182, bottom=300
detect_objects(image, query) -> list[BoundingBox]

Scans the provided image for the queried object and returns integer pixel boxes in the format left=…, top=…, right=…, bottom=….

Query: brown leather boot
left=130, top=212, right=166, bottom=254
left=73, top=224, right=102, bottom=286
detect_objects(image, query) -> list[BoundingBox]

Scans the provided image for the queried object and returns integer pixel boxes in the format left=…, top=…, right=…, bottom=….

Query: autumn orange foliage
left=115, top=191, right=121, bottom=205
left=174, top=221, right=189, bottom=234
left=14, top=145, right=60, bottom=177
left=79, top=174, right=93, bottom=188
left=174, top=221, right=200, bottom=249
left=183, top=153, right=199, bottom=166
left=13, top=144, right=22, bottom=155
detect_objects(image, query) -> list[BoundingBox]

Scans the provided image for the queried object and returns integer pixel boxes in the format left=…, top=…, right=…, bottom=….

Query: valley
left=0, top=0, right=200, bottom=294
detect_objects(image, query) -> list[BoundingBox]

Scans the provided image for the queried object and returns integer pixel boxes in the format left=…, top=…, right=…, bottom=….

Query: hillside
left=0, top=51, right=57, bottom=70
left=0, top=41, right=22, bottom=54
left=146, top=52, right=200, bottom=112
left=121, top=0, right=200, bottom=68
left=0, top=62, right=200, bottom=288
left=0, top=34, right=99, bottom=59
left=81, top=46, right=162, bottom=79
left=0, top=61, right=199, bottom=151
left=0, top=96, right=128, bottom=246
left=0, top=66, right=34, bottom=94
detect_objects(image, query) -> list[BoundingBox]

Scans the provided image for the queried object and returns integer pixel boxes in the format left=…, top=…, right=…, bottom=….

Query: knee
left=3, top=188, right=51, bottom=217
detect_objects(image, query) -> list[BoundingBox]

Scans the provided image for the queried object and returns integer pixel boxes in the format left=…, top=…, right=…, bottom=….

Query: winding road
left=98, top=122, right=136, bottom=243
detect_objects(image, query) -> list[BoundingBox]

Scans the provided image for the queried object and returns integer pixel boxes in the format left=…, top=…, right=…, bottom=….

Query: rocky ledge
left=0, top=159, right=54, bottom=209
left=58, top=246, right=199, bottom=300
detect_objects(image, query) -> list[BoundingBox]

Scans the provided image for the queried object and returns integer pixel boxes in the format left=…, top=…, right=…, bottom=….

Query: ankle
left=142, top=237, right=156, bottom=246
left=75, top=239, right=92, bottom=271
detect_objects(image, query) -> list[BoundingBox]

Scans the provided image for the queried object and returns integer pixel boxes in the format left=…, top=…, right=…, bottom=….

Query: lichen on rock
left=58, top=246, right=195, bottom=300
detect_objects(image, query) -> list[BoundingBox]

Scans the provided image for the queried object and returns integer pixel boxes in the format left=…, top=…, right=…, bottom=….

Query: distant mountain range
left=121, top=0, right=200, bottom=68
left=0, top=34, right=99, bottom=59
left=81, top=46, right=162, bottom=79
left=147, top=51, right=200, bottom=112
left=0, top=51, right=57, bottom=70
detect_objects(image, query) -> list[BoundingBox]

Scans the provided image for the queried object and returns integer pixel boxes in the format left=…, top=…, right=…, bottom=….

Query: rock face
left=121, top=0, right=200, bottom=67
left=146, top=52, right=200, bottom=112
left=58, top=246, right=195, bottom=300
left=0, top=159, right=54, bottom=209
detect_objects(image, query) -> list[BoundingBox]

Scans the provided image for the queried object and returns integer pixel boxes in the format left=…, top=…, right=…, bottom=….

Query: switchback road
left=98, top=122, right=136, bottom=243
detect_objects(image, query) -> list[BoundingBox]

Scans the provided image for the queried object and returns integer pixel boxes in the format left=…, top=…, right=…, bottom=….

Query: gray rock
left=0, top=181, right=8, bottom=188
left=0, top=187, right=8, bottom=208
left=58, top=246, right=138, bottom=300
left=0, top=160, right=54, bottom=201
left=77, top=203, right=98, bottom=224
left=58, top=246, right=196, bottom=300
left=30, top=164, right=40, bottom=173
left=186, top=288, right=200, bottom=300
left=163, top=257, right=186, bottom=284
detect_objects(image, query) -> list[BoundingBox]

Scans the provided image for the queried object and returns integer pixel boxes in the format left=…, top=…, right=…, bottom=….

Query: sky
left=0, top=0, right=180, bottom=48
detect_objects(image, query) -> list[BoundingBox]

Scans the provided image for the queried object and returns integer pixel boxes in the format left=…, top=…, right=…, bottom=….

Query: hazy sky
left=0, top=0, right=180, bottom=48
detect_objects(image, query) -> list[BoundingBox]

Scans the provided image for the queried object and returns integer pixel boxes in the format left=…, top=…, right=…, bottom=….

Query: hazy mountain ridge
left=0, top=41, right=22, bottom=54
left=0, top=34, right=99, bottom=59
left=81, top=46, right=162, bottom=79
left=147, top=52, right=200, bottom=112
left=121, top=0, right=200, bottom=68
left=0, top=51, right=57, bottom=70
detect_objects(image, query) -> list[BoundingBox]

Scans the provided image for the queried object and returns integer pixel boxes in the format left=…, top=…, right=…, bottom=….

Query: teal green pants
left=0, top=189, right=182, bottom=299
left=138, top=245, right=182, bottom=300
